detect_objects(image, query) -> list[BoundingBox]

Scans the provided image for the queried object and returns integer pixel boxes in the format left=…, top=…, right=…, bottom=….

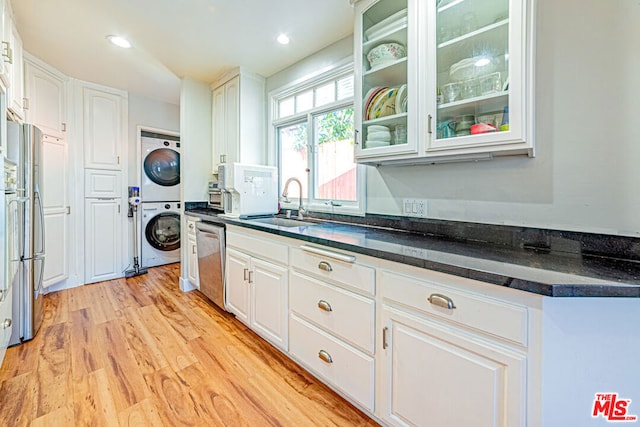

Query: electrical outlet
left=402, top=198, right=428, bottom=217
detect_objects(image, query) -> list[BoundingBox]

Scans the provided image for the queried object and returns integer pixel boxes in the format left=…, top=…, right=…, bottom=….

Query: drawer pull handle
left=318, top=350, right=333, bottom=364
left=428, top=293, right=456, bottom=310
left=317, top=300, right=332, bottom=312
left=243, top=268, right=249, bottom=281
left=318, top=261, right=332, bottom=272
left=301, top=245, right=356, bottom=263
left=3, top=318, right=11, bottom=329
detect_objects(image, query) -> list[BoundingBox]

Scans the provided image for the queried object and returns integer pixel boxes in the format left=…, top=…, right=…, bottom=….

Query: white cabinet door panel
left=251, top=257, right=288, bottom=351
left=85, top=199, right=121, bottom=284
left=43, top=212, right=68, bottom=287
left=225, top=248, right=251, bottom=325
left=83, top=88, right=122, bottom=170
left=25, top=61, right=66, bottom=138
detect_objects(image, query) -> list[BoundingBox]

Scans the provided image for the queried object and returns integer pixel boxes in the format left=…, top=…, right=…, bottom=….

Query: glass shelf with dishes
left=355, top=0, right=416, bottom=160
left=431, top=0, right=513, bottom=144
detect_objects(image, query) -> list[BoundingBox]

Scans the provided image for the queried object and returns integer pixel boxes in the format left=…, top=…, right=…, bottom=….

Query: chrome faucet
left=281, top=177, right=306, bottom=219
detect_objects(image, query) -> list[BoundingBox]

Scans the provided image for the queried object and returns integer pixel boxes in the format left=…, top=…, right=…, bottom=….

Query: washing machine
left=141, top=202, right=181, bottom=267
left=141, top=131, right=180, bottom=202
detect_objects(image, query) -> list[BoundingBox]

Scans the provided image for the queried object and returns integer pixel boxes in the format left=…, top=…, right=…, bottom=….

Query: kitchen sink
left=248, top=217, right=318, bottom=228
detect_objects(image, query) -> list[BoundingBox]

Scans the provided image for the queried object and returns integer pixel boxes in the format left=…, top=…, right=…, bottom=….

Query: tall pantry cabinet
left=24, top=54, right=128, bottom=288
left=23, top=55, right=70, bottom=289
left=81, top=84, right=127, bottom=285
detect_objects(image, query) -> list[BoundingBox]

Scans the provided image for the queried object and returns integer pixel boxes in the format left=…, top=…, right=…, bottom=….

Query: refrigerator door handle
left=35, top=189, right=45, bottom=257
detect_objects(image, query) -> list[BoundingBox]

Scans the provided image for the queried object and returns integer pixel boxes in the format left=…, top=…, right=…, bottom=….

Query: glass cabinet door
left=427, top=0, right=530, bottom=154
left=355, top=0, right=417, bottom=160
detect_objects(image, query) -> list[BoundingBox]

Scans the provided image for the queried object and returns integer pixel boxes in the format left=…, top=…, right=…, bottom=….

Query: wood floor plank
left=93, top=319, right=149, bottom=411
left=120, top=307, right=169, bottom=376
left=0, top=371, right=38, bottom=426
left=0, top=264, right=378, bottom=426
left=72, top=368, right=119, bottom=426
left=29, top=405, right=74, bottom=427
left=69, top=308, right=101, bottom=380
left=35, top=323, right=72, bottom=417
left=138, top=304, right=197, bottom=372
left=118, top=398, right=164, bottom=427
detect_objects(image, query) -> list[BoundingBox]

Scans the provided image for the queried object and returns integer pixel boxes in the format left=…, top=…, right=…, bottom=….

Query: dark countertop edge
left=185, top=210, right=640, bottom=298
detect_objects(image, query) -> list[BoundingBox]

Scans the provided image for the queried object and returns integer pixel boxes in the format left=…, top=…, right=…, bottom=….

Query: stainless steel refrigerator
left=7, top=122, right=45, bottom=346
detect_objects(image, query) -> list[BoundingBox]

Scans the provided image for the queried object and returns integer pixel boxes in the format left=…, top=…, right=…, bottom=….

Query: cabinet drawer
left=84, top=169, right=121, bottom=198
left=289, top=314, right=374, bottom=412
left=291, top=246, right=374, bottom=295
left=227, top=230, right=288, bottom=265
left=380, top=270, right=528, bottom=346
left=290, top=272, right=375, bottom=354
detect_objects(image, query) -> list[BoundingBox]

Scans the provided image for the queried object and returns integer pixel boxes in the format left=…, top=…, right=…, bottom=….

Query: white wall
left=266, top=0, right=640, bottom=237
left=127, top=93, right=180, bottom=186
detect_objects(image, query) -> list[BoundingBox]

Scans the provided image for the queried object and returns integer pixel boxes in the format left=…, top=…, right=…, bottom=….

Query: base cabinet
left=226, top=246, right=288, bottom=351
left=84, top=198, right=122, bottom=284
left=380, top=306, right=526, bottom=427
left=186, top=217, right=199, bottom=288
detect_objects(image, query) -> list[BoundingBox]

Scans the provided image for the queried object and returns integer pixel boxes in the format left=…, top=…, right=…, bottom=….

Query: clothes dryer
left=141, top=131, right=180, bottom=202
left=141, top=202, right=181, bottom=267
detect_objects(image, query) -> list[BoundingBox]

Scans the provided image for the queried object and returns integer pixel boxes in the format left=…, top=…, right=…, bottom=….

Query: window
left=272, top=66, right=364, bottom=215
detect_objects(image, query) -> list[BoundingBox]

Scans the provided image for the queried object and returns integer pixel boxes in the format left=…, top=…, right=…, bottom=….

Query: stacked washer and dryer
left=140, top=131, right=181, bottom=268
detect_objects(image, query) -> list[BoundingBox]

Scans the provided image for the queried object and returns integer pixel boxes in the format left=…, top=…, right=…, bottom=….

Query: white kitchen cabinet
left=0, top=286, right=12, bottom=367
left=354, top=0, right=534, bottom=164
left=211, top=68, right=265, bottom=173
left=186, top=217, right=200, bottom=288
left=226, top=228, right=289, bottom=351
left=83, top=86, right=126, bottom=170
left=7, top=19, right=22, bottom=120
left=84, top=198, right=122, bottom=284
left=41, top=135, right=70, bottom=288
left=289, top=244, right=376, bottom=411
left=24, top=56, right=67, bottom=138
left=379, top=269, right=528, bottom=427
left=0, top=0, right=8, bottom=90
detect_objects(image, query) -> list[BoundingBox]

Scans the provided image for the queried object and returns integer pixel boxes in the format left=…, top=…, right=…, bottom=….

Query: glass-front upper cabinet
left=354, top=0, right=418, bottom=161
left=423, top=0, right=533, bottom=158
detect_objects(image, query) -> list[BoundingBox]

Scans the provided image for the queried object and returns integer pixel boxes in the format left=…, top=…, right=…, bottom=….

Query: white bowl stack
left=366, top=125, right=391, bottom=148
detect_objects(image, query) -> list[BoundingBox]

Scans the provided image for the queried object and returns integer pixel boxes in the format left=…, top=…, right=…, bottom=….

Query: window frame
left=269, top=63, right=366, bottom=217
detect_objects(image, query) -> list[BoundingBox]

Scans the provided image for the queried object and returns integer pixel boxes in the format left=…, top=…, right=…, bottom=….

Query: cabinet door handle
left=383, top=326, right=389, bottom=349
left=354, top=129, right=360, bottom=146
left=62, top=122, right=67, bottom=132
left=2, top=41, right=12, bottom=64
left=188, top=223, right=194, bottom=229
left=3, top=318, right=11, bottom=329
left=248, top=270, right=254, bottom=284
left=428, top=293, right=456, bottom=310
left=243, top=268, right=249, bottom=281
left=318, top=261, right=332, bottom=272
left=317, top=300, right=332, bottom=312
left=427, top=114, right=433, bottom=135
left=301, top=245, right=355, bottom=263
left=192, top=245, right=196, bottom=254
left=318, top=350, right=333, bottom=364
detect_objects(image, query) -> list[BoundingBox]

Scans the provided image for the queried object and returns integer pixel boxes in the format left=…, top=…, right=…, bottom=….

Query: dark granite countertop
left=185, top=207, right=640, bottom=298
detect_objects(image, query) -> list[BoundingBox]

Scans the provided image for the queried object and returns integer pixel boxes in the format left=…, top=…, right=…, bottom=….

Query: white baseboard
left=179, top=277, right=197, bottom=292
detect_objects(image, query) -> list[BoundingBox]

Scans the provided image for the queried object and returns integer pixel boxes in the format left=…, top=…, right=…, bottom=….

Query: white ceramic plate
left=395, top=84, right=407, bottom=113
left=364, top=9, right=408, bottom=41
left=365, top=140, right=391, bottom=149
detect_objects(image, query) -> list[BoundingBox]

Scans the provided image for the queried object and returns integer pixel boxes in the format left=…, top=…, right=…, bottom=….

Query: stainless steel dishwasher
left=195, top=221, right=226, bottom=309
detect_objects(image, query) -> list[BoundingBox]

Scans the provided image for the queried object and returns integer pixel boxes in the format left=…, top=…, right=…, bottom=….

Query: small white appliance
left=218, top=163, right=278, bottom=218
left=141, top=202, right=181, bottom=267
left=141, top=131, right=180, bottom=202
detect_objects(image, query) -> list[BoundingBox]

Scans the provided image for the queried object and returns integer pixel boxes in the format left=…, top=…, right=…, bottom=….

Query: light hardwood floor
left=0, top=264, right=378, bottom=426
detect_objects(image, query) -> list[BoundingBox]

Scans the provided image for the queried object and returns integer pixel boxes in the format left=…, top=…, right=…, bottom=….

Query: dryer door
left=143, top=148, right=180, bottom=187
left=145, top=212, right=181, bottom=251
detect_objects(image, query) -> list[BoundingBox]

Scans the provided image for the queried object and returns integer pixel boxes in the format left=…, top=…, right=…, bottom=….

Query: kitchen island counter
left=185, top=208, right=640, bottom=298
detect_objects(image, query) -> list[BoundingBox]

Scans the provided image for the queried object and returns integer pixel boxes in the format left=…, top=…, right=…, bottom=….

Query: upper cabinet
left=83, top=85, right=127, bottom=170
left=354, top=0, right=417, bottom=161
left=1, top=0, right=24, bottom=120
left=211, top=67, right=265, bottom=173
left=24, top=56, right=68, bottom=139
left=354, top=0, right=534, bottom=165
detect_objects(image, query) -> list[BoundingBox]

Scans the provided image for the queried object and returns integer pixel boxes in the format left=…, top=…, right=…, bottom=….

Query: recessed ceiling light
left=277, top=34, right=290, bottom=45
left=106, top=35, right=131, bottom=49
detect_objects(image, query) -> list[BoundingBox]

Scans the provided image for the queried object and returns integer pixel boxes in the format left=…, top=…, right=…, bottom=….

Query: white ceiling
left=12, top=0, right=355, bottom=105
